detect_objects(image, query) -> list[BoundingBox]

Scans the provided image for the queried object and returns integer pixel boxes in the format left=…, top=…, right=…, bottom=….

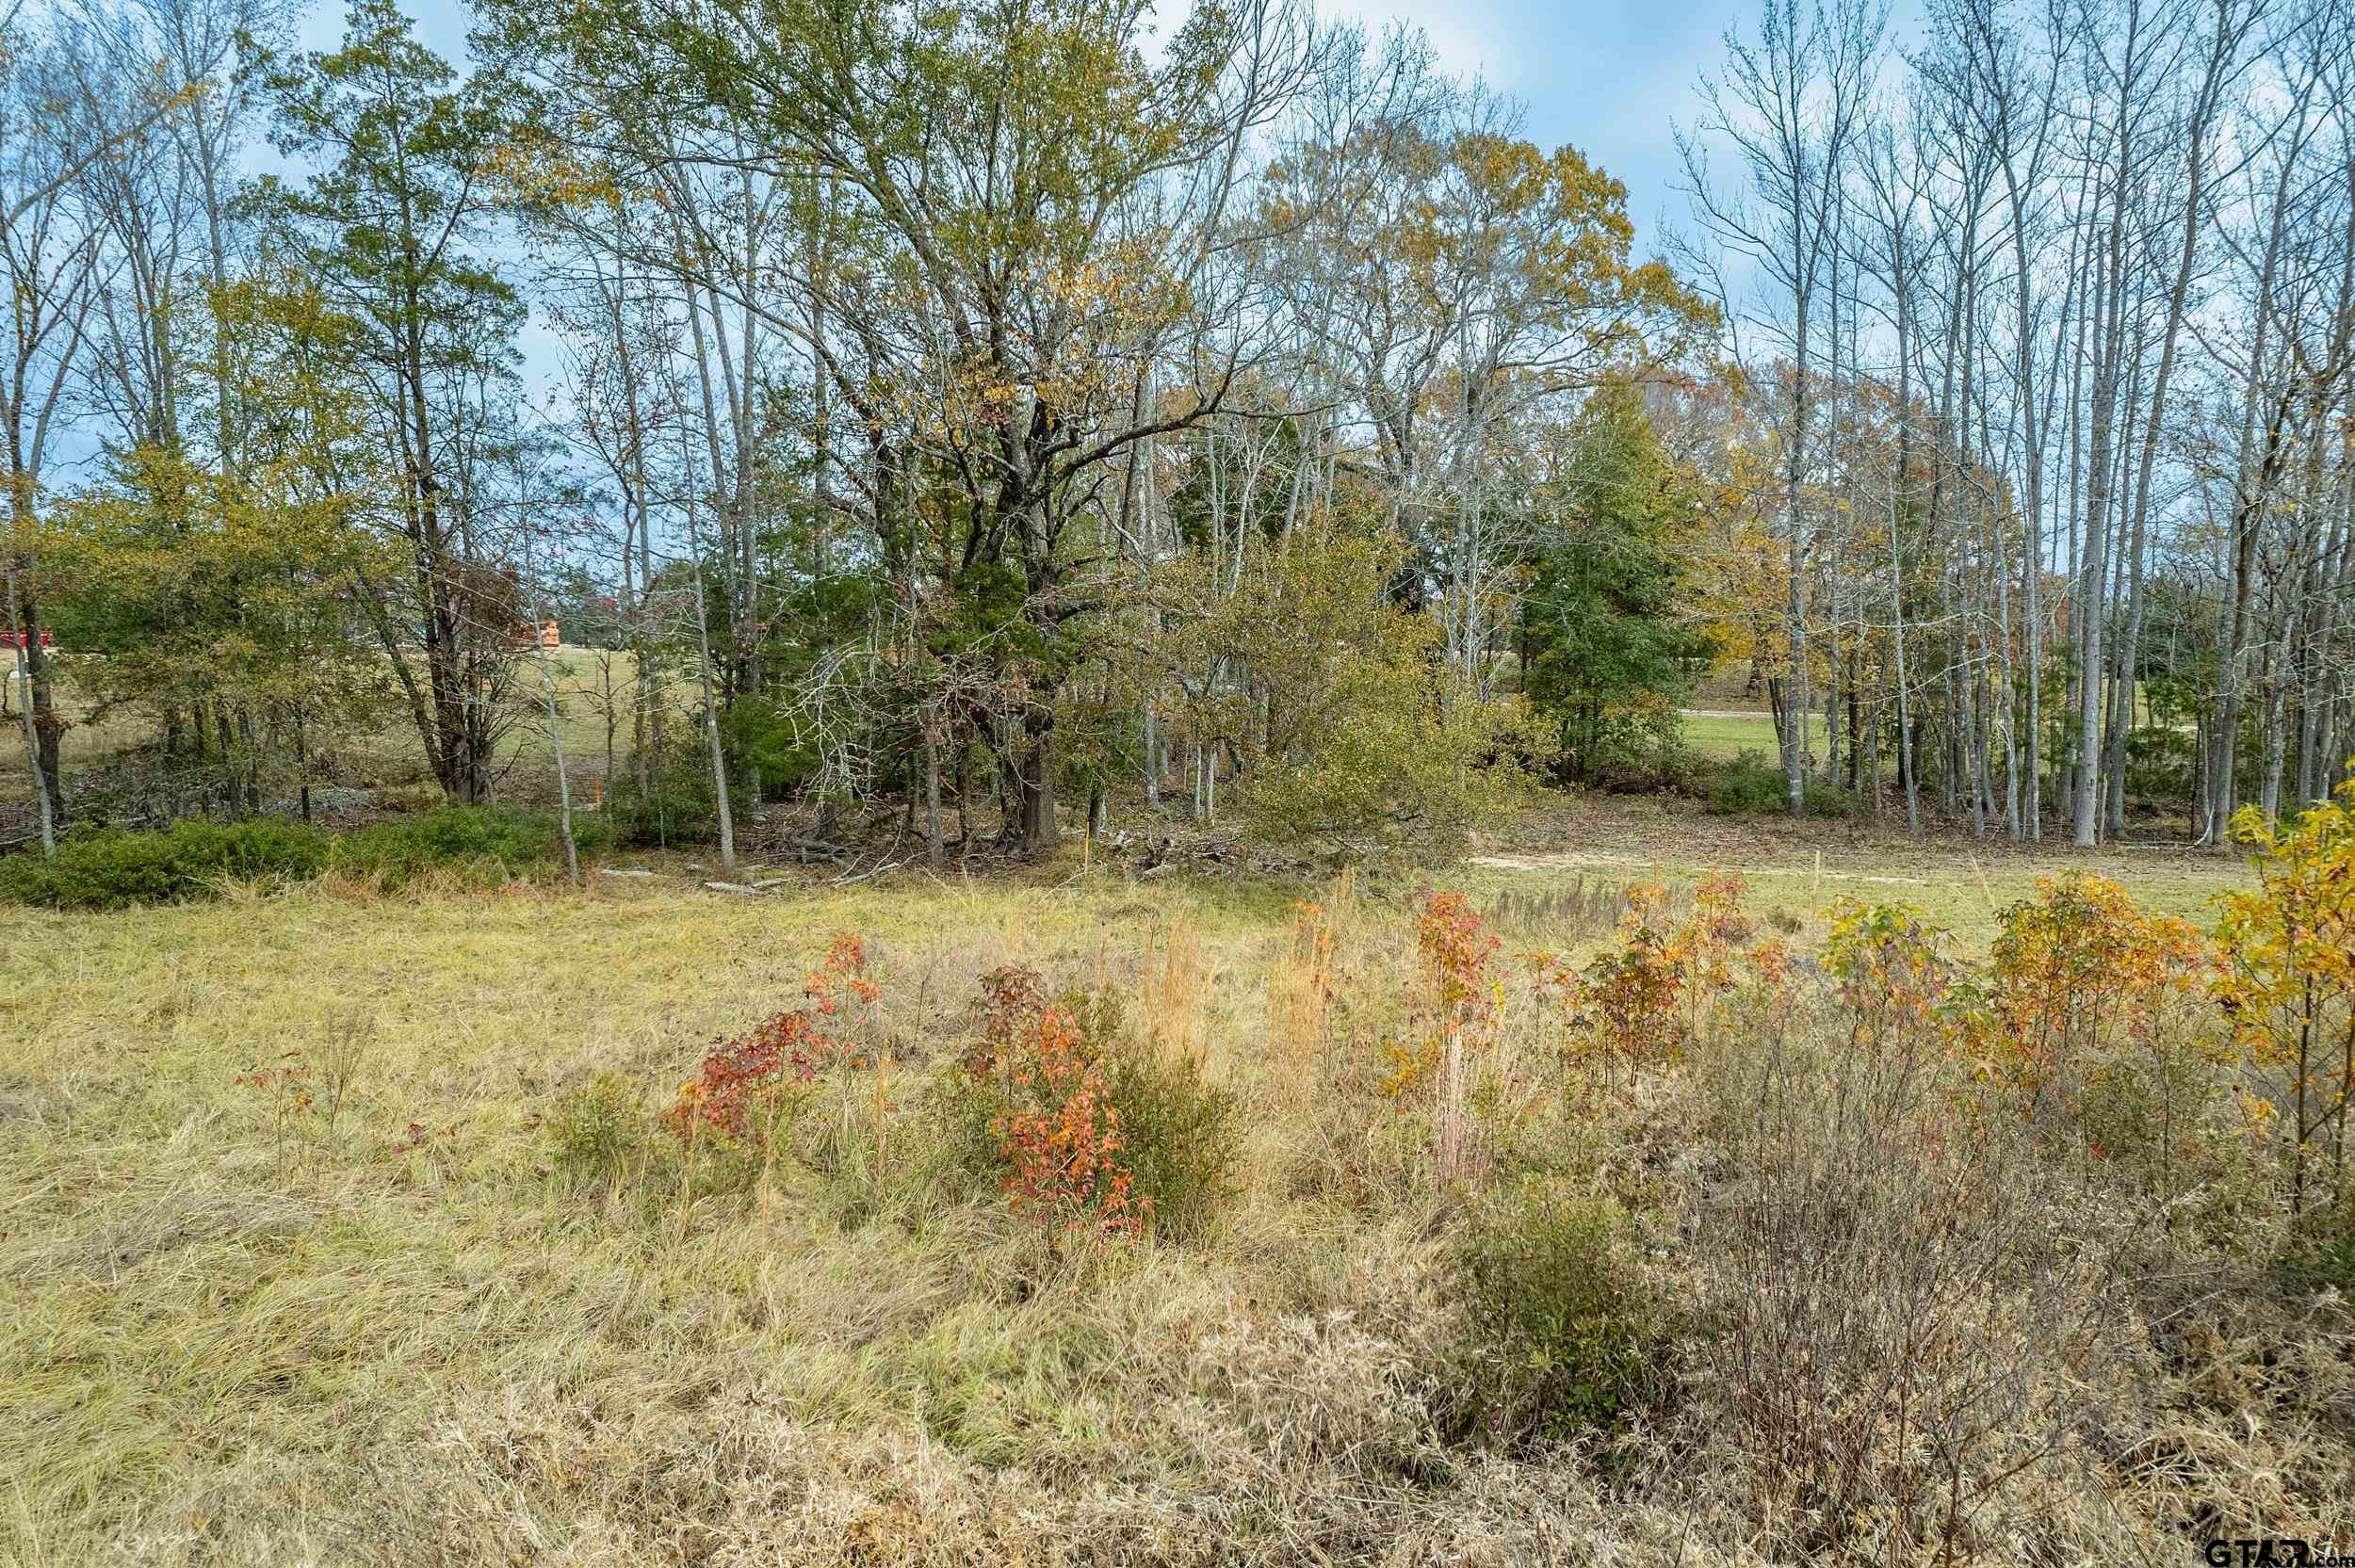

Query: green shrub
left=0, top=806, right=609, bottom=908
left=609, top=746, right=722, bottom=848
left=2275, top=1188, right=2355, bottom=1299
left=0, top=818, right=330, bottom=910
left=1454, top=1174, right=1660, bottom=1439
left=1105, top=1042, right=1242, bottom=1242
left=1051, top=986, right=1243, bottom=1241
left=906, top=1067, right=1008, bottom=1204
left=1707, top=749, right=1851, bottom=817
left=545, top=1071, right=647, bottom=1185
left=334, top=805, right=611, bottom=886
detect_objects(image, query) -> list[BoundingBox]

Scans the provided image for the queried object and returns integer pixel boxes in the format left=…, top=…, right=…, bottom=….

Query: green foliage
left=544, top=1071, right=647, bottom=1185
left=334, top=806, right=612, bottom=885
left=1102, top=1040, right=1243, bottom=1243
left=0, top=806, right=608, bottom=907
left=1131, top=515, right=1537, bottom=853
left=0, top=819, right=331, bottom=910
left=1454, top=1174, right=1660, bottom=1439
left=1707, top=749, right=1849, bottom=816
left=1519, top=380, right=1710, bottom=782
left=609, top=741, right=722, bottom=847
left=2273, top=1188, right=2355, bottom=1297
left=1707, top=750, right=1787, bottom=814
left=718, top=696, right=820, bottom=796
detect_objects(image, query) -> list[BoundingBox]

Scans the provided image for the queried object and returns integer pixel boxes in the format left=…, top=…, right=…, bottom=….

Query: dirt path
left=1468, top=850, right=1929, bottom=886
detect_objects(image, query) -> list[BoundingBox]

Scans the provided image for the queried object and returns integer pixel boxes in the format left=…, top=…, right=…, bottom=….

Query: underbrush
left=0, top=804, right=607, bottom=908
left=5, top=803, right=2353, bottom=1564
left=1707, top=746, right=1853, bottom=816
left=334, top=804, right=614, bottom=885
left=0, top=816, right=330, bottom=909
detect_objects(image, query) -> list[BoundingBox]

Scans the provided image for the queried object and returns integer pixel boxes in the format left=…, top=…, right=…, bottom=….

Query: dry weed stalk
left=1139, top=914, right=1210, bottom=1069
left=1694, top=991, right=2120, bottom=1560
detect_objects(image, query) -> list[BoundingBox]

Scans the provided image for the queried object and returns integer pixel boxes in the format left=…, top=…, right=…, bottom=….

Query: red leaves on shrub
left=966, top=965, right=1143, bottom=1243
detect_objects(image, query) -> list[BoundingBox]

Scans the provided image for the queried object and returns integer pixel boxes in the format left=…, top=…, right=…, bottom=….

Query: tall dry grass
left=0, top=867, right=2347, bottom=1565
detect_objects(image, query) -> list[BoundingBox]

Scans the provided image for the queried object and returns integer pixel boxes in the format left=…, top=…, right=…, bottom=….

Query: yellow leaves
left=2215, top=779, right=2355, bottom=1088
left=478, top=132, right=621, bottom=211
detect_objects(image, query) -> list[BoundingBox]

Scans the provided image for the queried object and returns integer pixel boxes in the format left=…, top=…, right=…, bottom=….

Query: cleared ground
left=1474, top=790, right=2249, bottom=942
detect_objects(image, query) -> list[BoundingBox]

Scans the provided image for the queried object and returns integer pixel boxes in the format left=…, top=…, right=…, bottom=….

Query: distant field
left=1677, top=707, right=1824, bottom=763
left=4, top=647, right=676, bottom=807
left=1472, top=790, right=2250, bottom=946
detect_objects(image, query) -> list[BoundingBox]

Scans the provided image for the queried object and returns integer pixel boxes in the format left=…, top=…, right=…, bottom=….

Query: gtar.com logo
left=2202, top=1539, right=2355, bottom=1566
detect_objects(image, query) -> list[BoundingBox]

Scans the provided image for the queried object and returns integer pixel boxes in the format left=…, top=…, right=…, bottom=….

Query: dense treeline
left=4, top=0, right=2351, bottom=860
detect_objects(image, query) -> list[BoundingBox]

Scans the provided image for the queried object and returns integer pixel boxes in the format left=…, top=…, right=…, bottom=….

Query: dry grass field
left=3, top=810, right=2349, bottom=1565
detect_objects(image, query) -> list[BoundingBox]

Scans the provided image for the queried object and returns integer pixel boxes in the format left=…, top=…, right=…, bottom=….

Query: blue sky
left=1319, top=0, right=1758, bottom=246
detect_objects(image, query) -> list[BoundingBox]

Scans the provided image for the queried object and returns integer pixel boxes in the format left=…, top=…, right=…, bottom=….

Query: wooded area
left=6, top=0, right=2353, bottom=858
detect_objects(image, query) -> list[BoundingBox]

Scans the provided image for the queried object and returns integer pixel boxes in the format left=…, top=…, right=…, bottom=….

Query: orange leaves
left=664, top=934, right=883, bottom=1152
left=1965, top=874, right=2215, bottom=1118
left=664, top=1008, right=826, bottom=1150
left=1418, top=887, right=1503, bottom=1033
left=966, top=966, right=1143, bottom=1244
left=1384, top=888, right=1503, bottom=1101
left=1407, top=888, right=1511, bottom=1186
left=1542, top=873, right=1762, bottom=1096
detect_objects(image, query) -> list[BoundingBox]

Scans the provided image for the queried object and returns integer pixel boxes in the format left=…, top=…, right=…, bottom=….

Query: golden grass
left=2, top=846, right=2343, bottom=1563
left=0, top=874, right=1405, bottom=1562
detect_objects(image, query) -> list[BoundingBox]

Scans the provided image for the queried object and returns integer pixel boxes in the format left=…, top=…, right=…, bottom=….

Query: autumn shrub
left=1533, top=878, right=1753, bottom=1101
left=1822, top=898, right=1957, bottom=1050
left=2217, top=782, right=2355, bottom=1231
left=662, top=1005, right=825, bottom=1164
left=945, top=971, right=1242, bottom=1242
left=0, top=817, right=330, bottom=909
left=662, top=936, right=885, bottom=1191
left=960, top=966, right=1144, bottom=1244
left=1383, top=888, right=1510, bottom=1186
left=1957, top=874, right=2214, bottom=1141
left=1452, top=1172, right=1661, bottom=1442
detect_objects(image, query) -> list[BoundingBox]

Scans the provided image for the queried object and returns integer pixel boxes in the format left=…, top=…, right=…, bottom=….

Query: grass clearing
left=1676, top=707, right=1820, bottom=762
left=4, top=647, right=677, bottom=809
left=1, top=810, right=2341, bottom=1564
left=1477, top=790, right=2251, bottom=943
